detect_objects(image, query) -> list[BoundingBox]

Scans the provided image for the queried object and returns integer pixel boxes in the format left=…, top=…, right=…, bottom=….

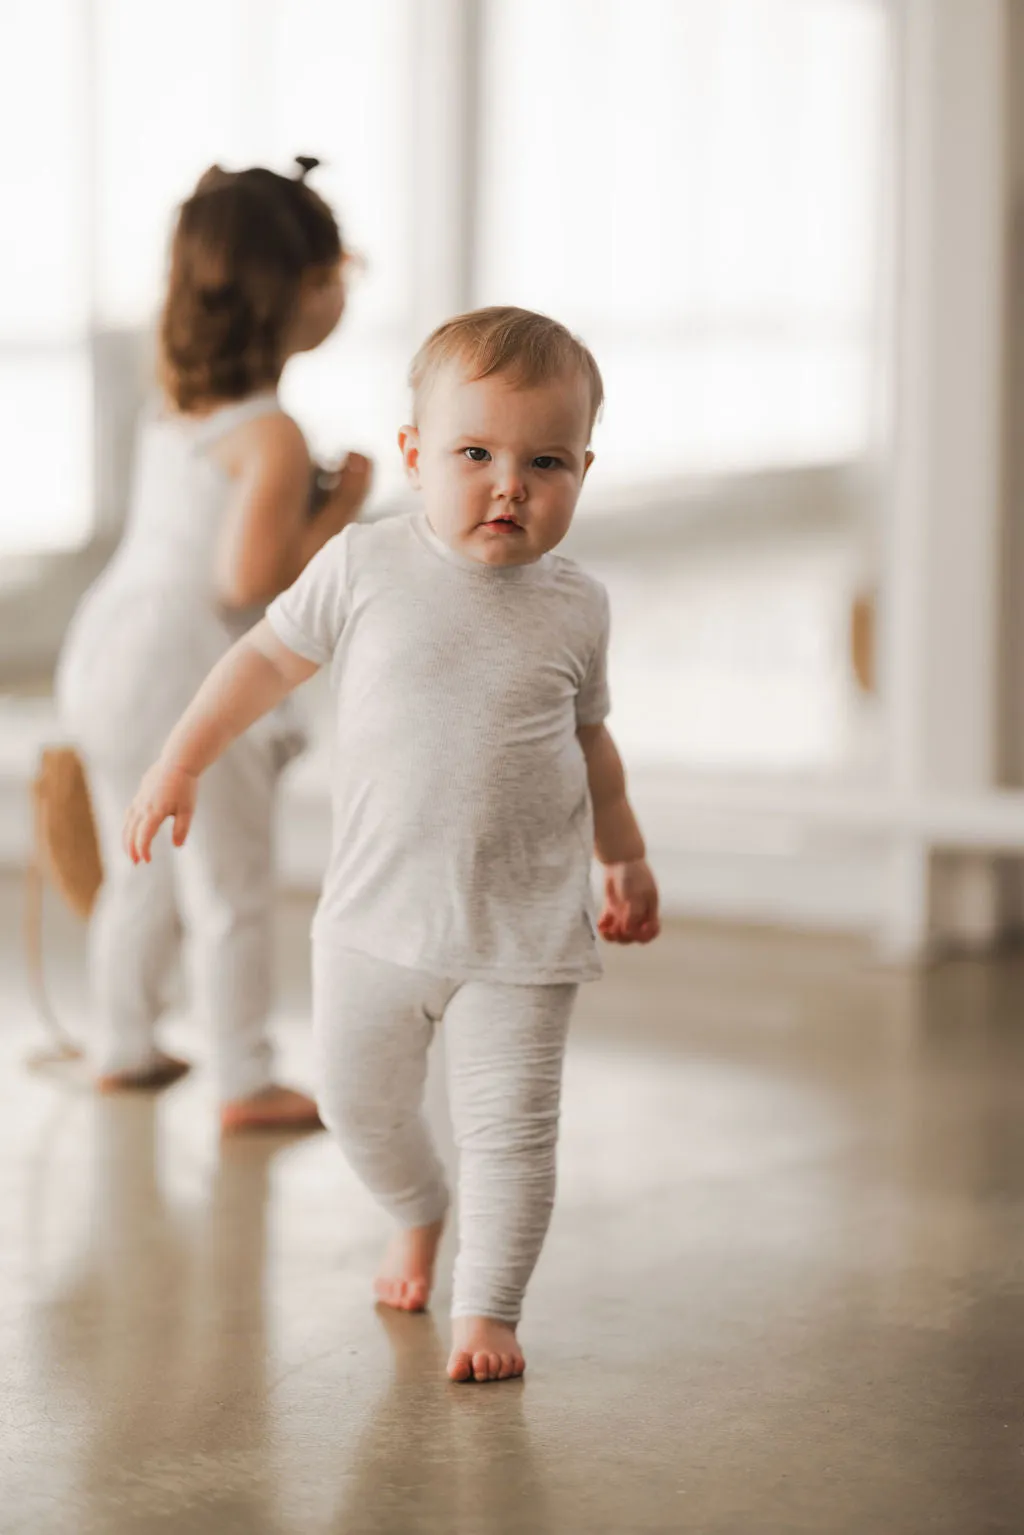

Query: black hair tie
left=294, top=156, right=320, bottom=181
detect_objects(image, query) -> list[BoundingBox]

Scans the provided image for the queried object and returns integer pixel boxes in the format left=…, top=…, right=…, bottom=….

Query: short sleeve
left=575, top=583, right=611, bottom=726
left=265, top=528, right=352, bottom=665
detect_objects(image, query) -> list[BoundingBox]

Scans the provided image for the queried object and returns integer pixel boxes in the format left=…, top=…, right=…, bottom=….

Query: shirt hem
left=309, top=924, right=603, bottom=986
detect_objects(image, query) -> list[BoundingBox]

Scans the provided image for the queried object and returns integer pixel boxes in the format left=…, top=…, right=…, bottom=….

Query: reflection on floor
left=2, top=878, right=1023, bottom=1533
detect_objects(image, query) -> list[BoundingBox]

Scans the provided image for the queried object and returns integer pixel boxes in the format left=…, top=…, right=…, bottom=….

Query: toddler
left=123, top=306, right=660, bottom=1379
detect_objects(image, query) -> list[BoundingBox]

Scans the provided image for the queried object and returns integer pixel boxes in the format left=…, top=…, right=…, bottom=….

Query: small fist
left=327, top=450, right=374, bottom=528
left=123, top=762, right=198, bottom=865
left=598, top=859, right=661, bottom=945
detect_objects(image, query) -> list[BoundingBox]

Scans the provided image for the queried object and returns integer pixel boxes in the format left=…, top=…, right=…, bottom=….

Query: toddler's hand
left=123, top=762, right=198, bottom=864
left=324, top=450, right=374, bottom=531
left=598, top=858, right=661, bottom=945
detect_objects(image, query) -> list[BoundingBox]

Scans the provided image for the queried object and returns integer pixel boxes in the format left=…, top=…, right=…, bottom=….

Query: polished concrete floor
left=2, top=878, right=1024, bottom=1533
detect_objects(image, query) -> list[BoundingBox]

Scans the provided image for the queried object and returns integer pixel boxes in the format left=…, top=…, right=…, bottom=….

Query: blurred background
left=1, top=0, right=1022, bottom=959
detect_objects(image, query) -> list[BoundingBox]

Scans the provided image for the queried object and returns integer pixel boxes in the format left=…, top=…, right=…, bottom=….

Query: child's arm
left=213, top=413, right=372, bottom=608
left=577, top=724, right=661, bottom=945
left=123, top=621, right=318, bottom=865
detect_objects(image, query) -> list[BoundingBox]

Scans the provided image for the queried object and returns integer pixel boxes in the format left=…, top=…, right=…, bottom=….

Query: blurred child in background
left=58, top=158, right=372, bottom=1131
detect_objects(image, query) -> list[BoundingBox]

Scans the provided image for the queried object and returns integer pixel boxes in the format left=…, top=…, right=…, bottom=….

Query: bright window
left=0, top=0, right=889, bottom=556
left=94, top=0, right=414, bottom=490
left=476, top=0, right=889, bottom=483
left=0, top=0, right=413, bottom=558
left=0, top=1, right=91, bottom=552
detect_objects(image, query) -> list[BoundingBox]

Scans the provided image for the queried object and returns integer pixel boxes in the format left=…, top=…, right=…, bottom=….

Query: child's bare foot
left=374, top=1218, right=445, bottom=1313
left=447, top=1317, right=525, bottom=1383
left=220, top=1085, right=323, bottom=1135
left=97, top=1053, right=191, bottom=1093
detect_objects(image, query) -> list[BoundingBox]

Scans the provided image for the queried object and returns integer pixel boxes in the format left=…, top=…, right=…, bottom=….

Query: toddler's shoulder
left=331, top=511, right=422, bottom=594
left=215, top=406, right=310, bottom=479
left=342, top=510, right=413, bottom=565
left=546, top=553, right=610, bottom=616
left=244, top=406, right=306, bottom=448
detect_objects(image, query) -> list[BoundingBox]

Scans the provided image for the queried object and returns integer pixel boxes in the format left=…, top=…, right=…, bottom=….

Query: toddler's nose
left=493, top=468, right=526, bottom=501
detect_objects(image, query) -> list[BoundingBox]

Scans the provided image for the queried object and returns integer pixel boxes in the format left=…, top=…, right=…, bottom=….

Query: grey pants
left=312, top=945, right=577, bottom=1325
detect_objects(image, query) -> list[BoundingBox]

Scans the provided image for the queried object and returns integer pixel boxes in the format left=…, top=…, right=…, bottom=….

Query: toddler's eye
left=533, top=455, right=562, bottom=470
left=463, top=447, right=490, bottom=462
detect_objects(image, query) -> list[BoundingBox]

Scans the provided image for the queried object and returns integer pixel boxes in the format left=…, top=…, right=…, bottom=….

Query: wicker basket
left=31, top=747, right=103, bottom=917
left=26, top=746, right=103, bottom=1061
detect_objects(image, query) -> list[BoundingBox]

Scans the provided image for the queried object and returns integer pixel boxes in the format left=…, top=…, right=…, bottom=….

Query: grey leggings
left=312, top=945, right=577, bottom=1325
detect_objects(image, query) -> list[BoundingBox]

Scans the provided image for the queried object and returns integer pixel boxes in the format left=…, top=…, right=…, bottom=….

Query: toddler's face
left=289, top=261, right=347, bottom=355
left=399, top=364, right=594, bottom=567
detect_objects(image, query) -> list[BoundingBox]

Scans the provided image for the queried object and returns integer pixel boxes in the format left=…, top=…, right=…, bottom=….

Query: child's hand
left=123, top=763, right=198, bottom=864
left=322, top=450, right=374, bottom=532
left=598, top=858, right=661, bottom=944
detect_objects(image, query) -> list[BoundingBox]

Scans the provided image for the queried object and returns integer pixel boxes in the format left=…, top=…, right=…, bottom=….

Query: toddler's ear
left=582, top=449, right=595, bottom=482
left=398, top=426, right=421, bottom=487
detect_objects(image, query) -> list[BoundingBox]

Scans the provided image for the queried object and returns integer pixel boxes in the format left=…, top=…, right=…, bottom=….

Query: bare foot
left=97, top=1054, right=191, bottom=1093
left=447, top=1317, right=525, bottom=1383
left=373, top=1218, right=445, bottom=1313
left=220, top=1085, right=323, bottom=1135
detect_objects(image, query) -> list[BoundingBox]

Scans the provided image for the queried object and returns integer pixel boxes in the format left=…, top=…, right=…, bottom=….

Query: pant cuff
left=450, top=1301, right=522, bottom=1326
left=390, top=1188, right=451, bottom=1229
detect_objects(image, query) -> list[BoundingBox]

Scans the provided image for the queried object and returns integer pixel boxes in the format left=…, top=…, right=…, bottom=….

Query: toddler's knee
left=316, top=1072, right=387, bottom=1151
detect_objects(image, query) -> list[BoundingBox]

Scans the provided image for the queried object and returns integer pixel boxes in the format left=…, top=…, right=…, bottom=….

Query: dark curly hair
left=159, top=158, right=343, bottom=411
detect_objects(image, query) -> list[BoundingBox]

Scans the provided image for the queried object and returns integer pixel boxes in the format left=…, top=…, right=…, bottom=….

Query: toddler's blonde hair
left=409, top=306, right=604, bottom=433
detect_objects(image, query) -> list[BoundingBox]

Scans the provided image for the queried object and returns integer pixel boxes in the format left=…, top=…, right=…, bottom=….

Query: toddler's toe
left=447, top=1350, right=474, bottom=1382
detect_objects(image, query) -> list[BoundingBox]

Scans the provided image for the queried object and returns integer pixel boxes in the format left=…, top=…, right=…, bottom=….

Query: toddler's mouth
left=483, top=514, right=523, bottom=531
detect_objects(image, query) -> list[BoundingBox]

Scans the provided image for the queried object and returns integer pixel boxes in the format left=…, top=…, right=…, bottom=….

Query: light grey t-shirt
left=265, top=511, right=611, bottom=984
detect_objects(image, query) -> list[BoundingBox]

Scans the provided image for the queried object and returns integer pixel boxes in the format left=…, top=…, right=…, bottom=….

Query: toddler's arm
left=577, top=724, right=660, bottom=945
left=214, top=413, right=372, bottom=607
left=123, top=621, right=318, bottom=864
